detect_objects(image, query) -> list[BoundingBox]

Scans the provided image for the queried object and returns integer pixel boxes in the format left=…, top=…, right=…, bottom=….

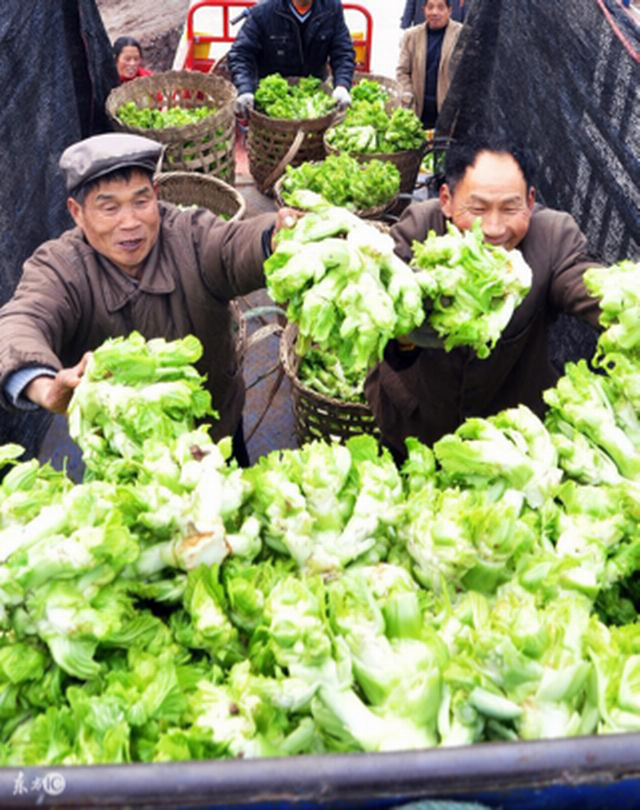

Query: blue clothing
left=4, top=366, right=56, bottom=410
left=422, top=26, right=445, bottom=128
left=289, top=2, right=312, bottom=22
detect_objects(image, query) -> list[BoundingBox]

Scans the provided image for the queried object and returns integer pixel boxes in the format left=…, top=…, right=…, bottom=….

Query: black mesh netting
left=439, top=0, right=640, bottom=371
left=0, top=0, right=118, bottom=459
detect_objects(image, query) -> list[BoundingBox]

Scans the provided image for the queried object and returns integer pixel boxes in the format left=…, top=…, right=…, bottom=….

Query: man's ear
left=67, top=197, right=83, bottom=228
left=439, top=183, right=454, bottom=218
left=527, top=186, right=536, bottom=211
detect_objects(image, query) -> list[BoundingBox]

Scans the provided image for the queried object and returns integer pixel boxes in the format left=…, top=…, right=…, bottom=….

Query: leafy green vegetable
left=326, top=100, right=426, bottom=154
left=410, top=220, right=533, bottom=358
left=281, top=154, right=400, bottom=212
left=255, top=73, right=335, bottom=120
left=117, top=102, right=218, bottom=130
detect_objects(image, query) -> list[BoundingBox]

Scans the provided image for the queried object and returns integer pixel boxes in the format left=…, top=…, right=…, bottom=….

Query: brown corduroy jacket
left=364, top=200, right=602, bottom=455
left=0, top=203, right=276, bottom=441
left=396, top=20, right=463, bottom=118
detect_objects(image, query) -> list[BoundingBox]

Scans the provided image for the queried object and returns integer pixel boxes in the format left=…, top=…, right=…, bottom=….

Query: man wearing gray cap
left=0, top=133, right=291, bottom=465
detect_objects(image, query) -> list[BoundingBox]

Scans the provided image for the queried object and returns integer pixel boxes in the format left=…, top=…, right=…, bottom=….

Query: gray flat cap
left=60, top=133, right=163, bottom=194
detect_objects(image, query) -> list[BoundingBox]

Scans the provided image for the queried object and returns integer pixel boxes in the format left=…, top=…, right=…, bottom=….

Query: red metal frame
left=182, top=0, right=373, bottom=73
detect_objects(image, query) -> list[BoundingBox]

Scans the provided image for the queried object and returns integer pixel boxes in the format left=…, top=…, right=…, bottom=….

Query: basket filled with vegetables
left=106, top=71, right=236, bottom=183
left=273, top=153, right=401, bottom=219
left=325, top=99, right=428, bottom=194
left=264, top=192, right=427, bottom=445
left=156, top=171, right=246, bottom=223
left=247, top=73, right=338, bottom=194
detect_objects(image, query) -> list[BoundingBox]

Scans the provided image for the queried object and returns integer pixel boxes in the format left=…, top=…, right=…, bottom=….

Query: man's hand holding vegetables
left=228, top=0, right=355, bottom=115
left=365, top=135, right=603, bottom=461
left=0, top=133, right=296, bottom=465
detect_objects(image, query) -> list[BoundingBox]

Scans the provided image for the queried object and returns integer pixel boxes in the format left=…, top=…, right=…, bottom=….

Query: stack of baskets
left=247, top=78, right=338, bottom=194
left=280, top=324, right=380, bottom=446
left=106, top=71, right=237, bottom=184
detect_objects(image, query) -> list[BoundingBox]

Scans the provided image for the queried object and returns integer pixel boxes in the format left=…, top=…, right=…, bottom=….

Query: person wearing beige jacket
left=396, top=0, right=463, bottom=129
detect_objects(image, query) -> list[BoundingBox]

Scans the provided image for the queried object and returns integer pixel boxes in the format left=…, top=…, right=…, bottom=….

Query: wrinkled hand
left=271, top=207, right=304, bottom=250
left=234, top=92, right=255, bottom=118
left=332, top=85, right=351, bottom=112
left=25, top=353, right=91, bottom=414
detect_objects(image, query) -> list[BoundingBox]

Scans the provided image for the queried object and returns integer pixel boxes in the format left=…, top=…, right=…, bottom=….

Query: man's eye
left=503, top=207, right=521, bottom=215
left=469, top=207, right=486, bottom=215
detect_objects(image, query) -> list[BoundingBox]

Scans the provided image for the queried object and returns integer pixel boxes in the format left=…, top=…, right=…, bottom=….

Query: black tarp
left=439, top=0, right=640, bottom=370
left=0, top=0, right=118, bottom=458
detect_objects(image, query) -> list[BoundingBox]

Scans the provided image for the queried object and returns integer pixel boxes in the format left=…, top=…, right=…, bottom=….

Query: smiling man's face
left=67, top=170, right=160, bottom=278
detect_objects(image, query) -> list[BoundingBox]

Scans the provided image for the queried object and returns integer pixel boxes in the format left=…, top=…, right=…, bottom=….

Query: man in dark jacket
left=0, top=133, right=294, bottom=466
left=365, top=136, right=602, bottom=461
left=229, top=0, right=356, bottom=117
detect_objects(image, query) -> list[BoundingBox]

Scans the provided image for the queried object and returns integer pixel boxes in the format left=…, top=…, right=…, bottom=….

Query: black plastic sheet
left=0, top=0, right=118, bottom=457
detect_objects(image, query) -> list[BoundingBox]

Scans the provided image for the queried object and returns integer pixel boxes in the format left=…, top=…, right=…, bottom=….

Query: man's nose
left=120, top=206, right=141, bottom=228
left=482, top=210, right=506, bottom=239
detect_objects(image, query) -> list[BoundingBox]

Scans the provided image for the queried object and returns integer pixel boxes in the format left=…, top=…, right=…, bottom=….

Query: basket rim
left=323, top=131, right=429, bottom=160
left=279, top=323, right=373, bottom=414
left=106, top=71, right=236, bottom=140
left=273, top=173, right=398, bottom=220
left=155, top=170, right=247, bottom=221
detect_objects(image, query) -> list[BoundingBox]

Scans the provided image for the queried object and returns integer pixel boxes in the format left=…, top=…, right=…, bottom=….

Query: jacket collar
left=85, top=227, right=176, bottom=313
left=275, top=0, right=330, bottom=20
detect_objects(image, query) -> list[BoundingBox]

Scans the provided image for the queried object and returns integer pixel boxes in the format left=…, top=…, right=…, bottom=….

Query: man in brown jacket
left=396, top=0, right=463, bottom=129
left=365, top=136, right=602, bottom=460
left=0, top=134, right=291, bottom=465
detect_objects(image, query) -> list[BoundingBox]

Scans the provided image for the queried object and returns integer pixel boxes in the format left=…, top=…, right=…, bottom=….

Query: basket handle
left=260, top=128, right=307, bottom=194
left=241, top=305, right=288, bottom=351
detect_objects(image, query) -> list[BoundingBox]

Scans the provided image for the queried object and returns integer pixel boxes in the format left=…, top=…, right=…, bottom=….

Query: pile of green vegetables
left=0, top=258, right=639, bottom=766
left=326, top=98, right=426, bottom=155
left=254, top=74, right=335, bottom=120
left=280, top=154, right=400, bottom=213
left=117, top=102, right=218, bottom=130
left=411, top=220, right=534, bottom=358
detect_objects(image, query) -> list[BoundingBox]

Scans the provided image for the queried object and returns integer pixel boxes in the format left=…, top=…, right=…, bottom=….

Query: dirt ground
left=96, top=0, right=190, bottom=71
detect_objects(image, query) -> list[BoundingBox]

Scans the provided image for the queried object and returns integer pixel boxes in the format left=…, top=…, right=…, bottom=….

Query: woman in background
left=113, top=36, right=152, bottom=83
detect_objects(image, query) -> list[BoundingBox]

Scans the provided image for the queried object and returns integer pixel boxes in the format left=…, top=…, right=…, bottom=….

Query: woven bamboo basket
left=155, top=171, right=246, bottom=222
left=106, top=71, right=237, bottom=184
left=324, top=135, right=427, bottom=196
left=272, top=174, right=397, bottom=220
left=280, top=324, right=380, bottom=446
left=247, top=78, right=338, bottom=194
left=351, top=73, right=401, bottom=109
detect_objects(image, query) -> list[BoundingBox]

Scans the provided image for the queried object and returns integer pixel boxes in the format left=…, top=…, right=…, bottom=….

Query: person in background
left=228, top=0, right=355, bottom=118
left=113, top=36, right=152, bottom=83
left=401, top=0, right=466, bottom=27
left=0, top=134, right=295, bottom=467
left=365, top=136, right=602, bottom=462
left=396, top=0, right=463, bottom=131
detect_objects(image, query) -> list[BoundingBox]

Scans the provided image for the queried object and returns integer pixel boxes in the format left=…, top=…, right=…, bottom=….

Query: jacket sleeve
left=328, top=4, right=356, bottom=89
left=228, top=11, right=263, bottom=95
left=396, top=30, right=415, bottom=101
left=390, top=201, right=436, bottom=263
left=400, top=0, right=413, bottom=29
left=192, top=211, right=277, bottom=300
left=546, top=212, right=602, bottom=330
left=0, top=247, right=83, bottom=410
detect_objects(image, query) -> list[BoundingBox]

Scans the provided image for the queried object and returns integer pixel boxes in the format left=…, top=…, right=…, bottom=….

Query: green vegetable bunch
left=117, top=102, right=218, bottom=130
left=281, top=154, right=400, bottom=212
left=326, top=100, right=426, bottom=154
left=410, top=220, right=533, bottom=358
left=254, top=74, right=336, bottom=120
left=264, top=194, right=428, bottom=377
left=350, top=80, right=390, bottom=106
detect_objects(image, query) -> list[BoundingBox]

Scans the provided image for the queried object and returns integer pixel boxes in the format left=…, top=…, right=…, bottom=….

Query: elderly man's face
left=67, top=171, right=161, bottom=278
left=424, top=0, right=452, bottom=29
left=439, top=151, right=535, bottom=250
